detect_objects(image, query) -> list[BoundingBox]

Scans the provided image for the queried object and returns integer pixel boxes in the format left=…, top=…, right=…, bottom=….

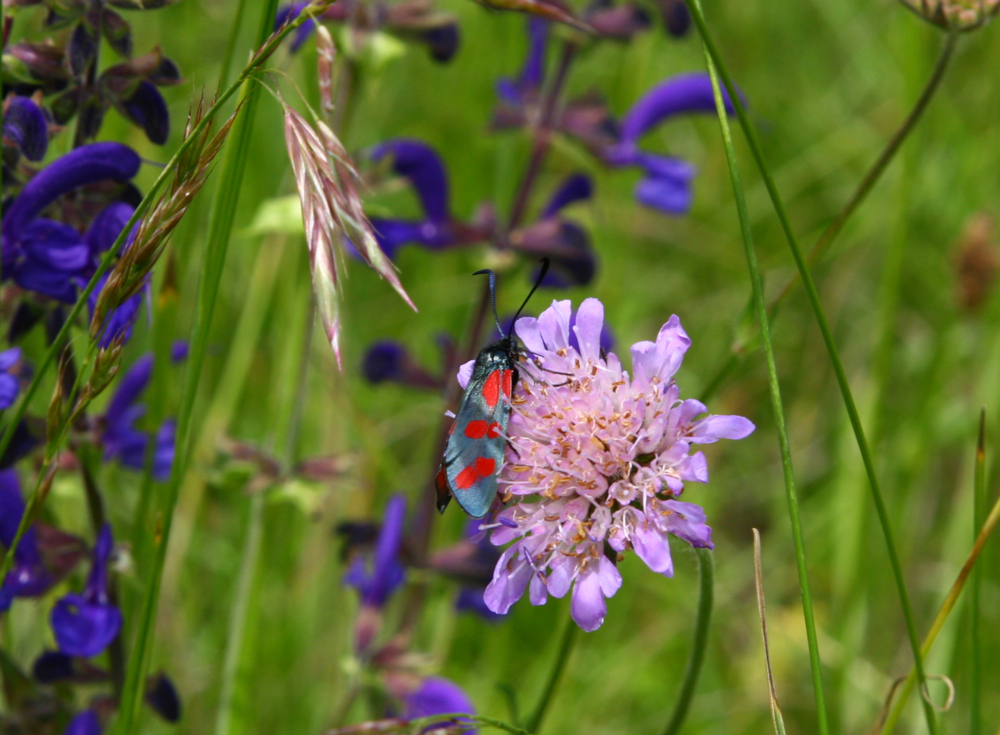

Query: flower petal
left=2, top=142, right=140, bottom=245
left=619, top=73, right=736, bottom=145
left=570, top=564, right=607, bottom=632
left=688, top=414, right=755, bottom=443
left=570, top=297, right=605, bottom=363
left=372, top=139, right=450, bottom=224
left=2, top=95, right=49, bottom=161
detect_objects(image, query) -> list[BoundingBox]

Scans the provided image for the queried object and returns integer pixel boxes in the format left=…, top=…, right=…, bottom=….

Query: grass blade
left=754, top=530, right=787, bottom=735
left=692, top=8, right=829, bottom=730
left=683, top=2, right=936, bottom=730
left=114, top=1, right=282, bottom=730
left=662, top=548, right=714, bottom=735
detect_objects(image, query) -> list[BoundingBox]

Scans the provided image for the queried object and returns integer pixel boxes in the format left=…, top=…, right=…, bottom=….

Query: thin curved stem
left=683, top=2, right=936, bottom=732
left=693, top=23, right=830, bottom=733
left=523, top=615, right=578, bottom=734
left=970, top=408, right=986, bottom=735
left=662, top=548, right=714, bottom=735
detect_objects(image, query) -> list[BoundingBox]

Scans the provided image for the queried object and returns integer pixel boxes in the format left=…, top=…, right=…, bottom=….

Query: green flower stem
left=0, top=0, right=322, bottom=585
left=523, top=614, right=578, bottom=734
left=971, top=408, right=986, bottom=735
left=691, top=17, right=830, bottom=733
left=114, top=1, right=283, bottom=730
left=879, top=455, right=1000, bottom=734
left=684, top=2, right=936, bottom=731
left=662, top=548, right=714, bottom=735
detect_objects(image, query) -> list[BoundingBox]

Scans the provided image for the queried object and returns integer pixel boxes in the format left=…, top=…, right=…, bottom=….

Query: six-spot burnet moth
left=435, top=258, right=551, bottom=518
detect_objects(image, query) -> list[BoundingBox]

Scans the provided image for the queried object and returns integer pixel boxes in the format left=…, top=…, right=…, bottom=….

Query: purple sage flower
left=51, top=523, right=122, bottom=657
left=496, top=18, right=548, bottom=108
left=2, top=143, right=141, bottom=305
left=344, top=494, right=407, bottom=608
left=102, top=354, right=176, bottom=480
left=367, top=139, right=463, bottom=259
left=456, top=299, right=754, bottom=630
left=1, top=469, right=54, bottom=613
left=513, top=174, right=596, bottom=288
left=403, top=676, right=477, bottom=733
left=1, top=348, right=23, bottom=410
left=603, top=73, right=737, bottom=215
left=2, top=95, right=49, bottom=163
left=64, top=709, right=102, bottom=735
left=362, top=341, right=444, bottom=389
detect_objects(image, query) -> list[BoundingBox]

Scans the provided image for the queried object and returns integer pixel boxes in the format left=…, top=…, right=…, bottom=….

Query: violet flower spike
left=343, top=494, right=407, bottom=608
left=0, top=469, right=54, bottom=612
left=51, top=523, right=123, bottom=657
left=464, top=298, right=754, bottom=630
left=603, top=73, right=738, bottom=215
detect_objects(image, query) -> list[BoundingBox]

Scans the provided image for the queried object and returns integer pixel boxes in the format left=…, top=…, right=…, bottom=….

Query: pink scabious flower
left=460, top=298, right=754, bottom=631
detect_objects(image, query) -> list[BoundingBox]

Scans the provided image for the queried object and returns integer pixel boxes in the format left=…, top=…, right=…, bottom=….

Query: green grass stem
left=523, top=614, right=578, bottom=734
left=692, top=10, right=830, bottom=731
left=662, top=548, right=714, bottom=735
left=114, top=1, right=282, bottom=730
left=684, top=2, right=936, bottom=731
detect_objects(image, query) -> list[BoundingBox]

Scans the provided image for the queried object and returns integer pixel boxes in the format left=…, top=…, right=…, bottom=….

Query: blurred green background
left=4, top=0, right=999, bottom=733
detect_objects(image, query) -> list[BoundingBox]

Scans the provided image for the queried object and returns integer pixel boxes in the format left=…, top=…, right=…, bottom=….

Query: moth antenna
left=473, top=268, right=504, bottom=339
left=508, top=258, right=550, bottom=340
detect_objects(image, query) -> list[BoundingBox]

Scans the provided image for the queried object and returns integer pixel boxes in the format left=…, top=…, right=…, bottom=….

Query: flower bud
left=900, top=0, right=998, bottom=31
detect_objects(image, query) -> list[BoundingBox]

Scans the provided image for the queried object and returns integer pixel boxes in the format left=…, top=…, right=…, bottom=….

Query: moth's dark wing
left=443, top=366, right=513, bottom=518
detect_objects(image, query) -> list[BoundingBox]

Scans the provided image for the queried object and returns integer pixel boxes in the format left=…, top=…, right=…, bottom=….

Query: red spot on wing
left=481, top=370, right=501, bottom=408
left=502, top=369, right=512, bottom=399
left=465, top=420, right=502, bottom=439
left=454, top=456, right=497, bottom=490
left=465, top=420, right=489, bottom=439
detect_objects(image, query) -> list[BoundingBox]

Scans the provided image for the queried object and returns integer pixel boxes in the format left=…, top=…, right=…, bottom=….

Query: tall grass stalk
left=683, top=2, right=937, bottom=730
left=661, top=548, right=714, bottom=735
left=114, top=1, right=282, bottom=729
left=693, top=10, right=829, bottom=730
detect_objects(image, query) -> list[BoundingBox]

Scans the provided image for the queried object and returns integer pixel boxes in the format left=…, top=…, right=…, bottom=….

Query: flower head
left=466, top=299, right=753, bottom=630
left=51, top=523, right=122, bottom=657
left=604, top=74, right=737, bottom=215
left=899, top=0, right=998, bottom=30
